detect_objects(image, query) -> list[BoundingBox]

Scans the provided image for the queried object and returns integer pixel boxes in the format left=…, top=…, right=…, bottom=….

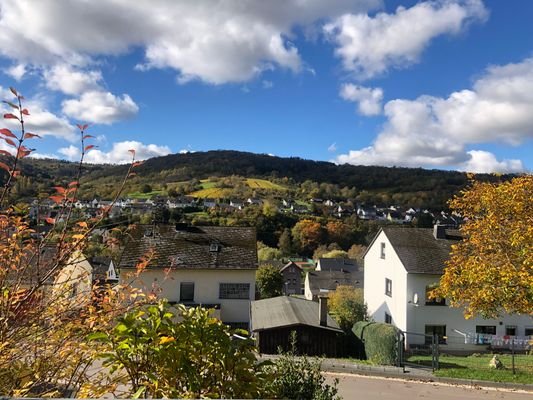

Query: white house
left=53, top=252, right=119, bottom=306
left=119, top=224, right=258, bottom=328
left=364, top=226, right=533, bottom=350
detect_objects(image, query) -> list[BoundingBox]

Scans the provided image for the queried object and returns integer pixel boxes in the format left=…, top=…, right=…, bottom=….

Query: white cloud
left=5, top=63, right=26, bottom=80
left=336, top=57, right=533, bottom=173
left=44, top=64, right=102, bottom=95
left=61, top=91, right=139, bottom=124
left=328, top=142, right=337, bottom=152
left=0, top=0, right=381, bottom=84
left=262, top=80, right=274, bottom=89
left=460, top=150, right=524, bottom=174
left=340, top=83, right=383, bottom=115
left=324, top=0, right=487, bottom=79
left=58, top=140, right=172, bottom=164
left=58, top=145, right=80, bottom=160
left=0, top=86, right=77, bottom=141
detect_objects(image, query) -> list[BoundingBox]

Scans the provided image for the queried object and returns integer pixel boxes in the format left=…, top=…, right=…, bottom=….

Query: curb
left=320, top=360, right=533, bottom=392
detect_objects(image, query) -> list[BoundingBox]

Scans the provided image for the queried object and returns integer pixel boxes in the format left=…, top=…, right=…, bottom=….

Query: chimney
left=433, top=224, right=446, bottom=240
left=318, top=295, right=328, bottom=327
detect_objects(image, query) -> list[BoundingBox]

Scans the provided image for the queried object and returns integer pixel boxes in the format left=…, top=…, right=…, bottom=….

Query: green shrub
left=352, top=321, right=399, bottom=365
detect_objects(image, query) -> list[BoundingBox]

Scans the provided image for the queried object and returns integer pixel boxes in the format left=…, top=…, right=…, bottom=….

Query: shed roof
left=251, top=296, right=341, bottom=333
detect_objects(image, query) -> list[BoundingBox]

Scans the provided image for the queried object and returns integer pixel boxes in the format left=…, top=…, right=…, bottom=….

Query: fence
left=398, top=330, right=533, bottom=376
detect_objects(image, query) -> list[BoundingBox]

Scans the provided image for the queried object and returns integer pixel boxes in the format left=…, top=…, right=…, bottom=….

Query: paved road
left=325, top=372, right=533, bottom=400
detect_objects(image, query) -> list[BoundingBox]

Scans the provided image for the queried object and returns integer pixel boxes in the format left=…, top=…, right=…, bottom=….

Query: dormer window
left=210, top=243, right=220, bottom=252
left=170, top=255, right=184, bottom=266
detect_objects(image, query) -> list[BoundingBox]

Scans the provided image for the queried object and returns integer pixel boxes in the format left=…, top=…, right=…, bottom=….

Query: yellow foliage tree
left=0, top=88, right=144, bottom=397
left=436, top=175, right=533, bottom=319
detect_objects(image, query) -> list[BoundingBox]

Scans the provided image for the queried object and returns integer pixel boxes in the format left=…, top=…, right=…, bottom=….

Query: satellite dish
left=413, top=293, right=419, bottom=304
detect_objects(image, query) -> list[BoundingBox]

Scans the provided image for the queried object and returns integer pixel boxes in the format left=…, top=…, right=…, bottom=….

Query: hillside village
left=1, top=1, right=532, bottom=397
left=31, top=220, right=532, bottom=356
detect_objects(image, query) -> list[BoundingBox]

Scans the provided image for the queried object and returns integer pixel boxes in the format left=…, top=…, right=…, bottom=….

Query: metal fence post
left=511, top=338, right=516, bottom=375
left=431, top=334, right=436, bottom=372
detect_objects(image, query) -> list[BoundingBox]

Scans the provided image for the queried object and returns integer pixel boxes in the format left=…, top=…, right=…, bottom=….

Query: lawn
left=408, top=354, right=533, bottom=384
left=127, top=190, right=166, bottom=199
left=199, top=179, right=217, bottom=189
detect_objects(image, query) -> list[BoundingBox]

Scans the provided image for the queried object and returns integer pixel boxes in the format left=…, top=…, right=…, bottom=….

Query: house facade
left=280, top=261, right=303, bottom=295
left=119, top=224, right=258, bottom=327
left=364, top=226, right=533, bottom=350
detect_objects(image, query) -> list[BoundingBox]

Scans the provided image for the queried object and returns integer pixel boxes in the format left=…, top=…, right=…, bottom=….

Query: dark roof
left=317, top=258, right=358, bottom=273
left=280, top=261, right=302, bottom=273
left=119, top=224, right=258, bottom=270
left=89, top=257, right=115, bottom=282
left=251, top=296, right=342, bottom=333
left=7, top=245, right=59, bottom=285
left=307, top=270, right=362, bottom=293
left=382, top=227, right=461, bottom=274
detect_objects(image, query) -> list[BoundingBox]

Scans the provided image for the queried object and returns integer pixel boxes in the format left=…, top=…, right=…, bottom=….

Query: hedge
left=352, top=321, right=399, bottom=365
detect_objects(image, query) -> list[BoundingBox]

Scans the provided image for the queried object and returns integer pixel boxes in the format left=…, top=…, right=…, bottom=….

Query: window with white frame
left=380, top=242, right=386, bottom=259
left=219, top=283, right=250, bottom=299
left=385, top=312, right=392, bottom=324
left=385, top=278, right=392, bottom=297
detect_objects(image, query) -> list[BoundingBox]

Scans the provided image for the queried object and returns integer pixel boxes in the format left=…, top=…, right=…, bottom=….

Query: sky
left=0, top=0, right=531, bottom=173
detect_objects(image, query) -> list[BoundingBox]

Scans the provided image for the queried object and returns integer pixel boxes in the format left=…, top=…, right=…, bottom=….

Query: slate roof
left=7, top=245, right=59, bottom=285
left=90, top=256, right=116, bottom=282
left=317, top=258, right=358, bottom=273
left=119, top=224, right=258, bottom=270
left=251, top=296, right=342, bottom=333
left=280, top=261, right=302, bottom=273
left=382, top=227, right=461, bottom=274
left=307, top=270, right=362, bottom=293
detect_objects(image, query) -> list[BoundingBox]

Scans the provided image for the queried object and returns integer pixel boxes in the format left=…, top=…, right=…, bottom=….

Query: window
left=385, top=278, right=392, bottom=297
left=425, top=285, right=445, bottom=306
left=476, top=325, right=496, bottom=344
left=505, top=326, right=517, bottom=336
left=219, top=283, right=250, bottom=299
left=425, top=325, right=446, bottom=344
left=385, top=312, right=392, bottom=324
left=476, top=325, right=496, bottom=335
left=380, top=242, right=386, bottom=259
left=180, top=282, right=195, bottom=302
left=525, top=328, right=533, bottom=336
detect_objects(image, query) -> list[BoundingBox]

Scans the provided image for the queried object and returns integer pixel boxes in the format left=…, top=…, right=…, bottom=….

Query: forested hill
left=6, top=150, right=511, bottom=208
left=94, top=149, right=500, bottom=191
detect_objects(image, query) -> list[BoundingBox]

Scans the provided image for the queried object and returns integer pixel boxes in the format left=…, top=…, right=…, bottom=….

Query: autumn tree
left=291, top=219, right=324, bottom=256
left=436, top=176, right=533, bottom=318
left=256, top=264, right=284, bottom=298
left=347, top=244, right=366, bottom=265
left=257, top=241, right=283, bottom=261
left=277, top=228, right=293, bottom=256
left=0, top=88, right=143, bottom=397
left=328, top=286, right=367, bottom=331
left=321, top=249, right=349, bottom=259
left=325, top=220, right=352, bottom=248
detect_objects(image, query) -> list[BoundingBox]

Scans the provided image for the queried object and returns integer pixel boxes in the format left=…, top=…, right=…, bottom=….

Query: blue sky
left=0, top=0, right=531, bottom=173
